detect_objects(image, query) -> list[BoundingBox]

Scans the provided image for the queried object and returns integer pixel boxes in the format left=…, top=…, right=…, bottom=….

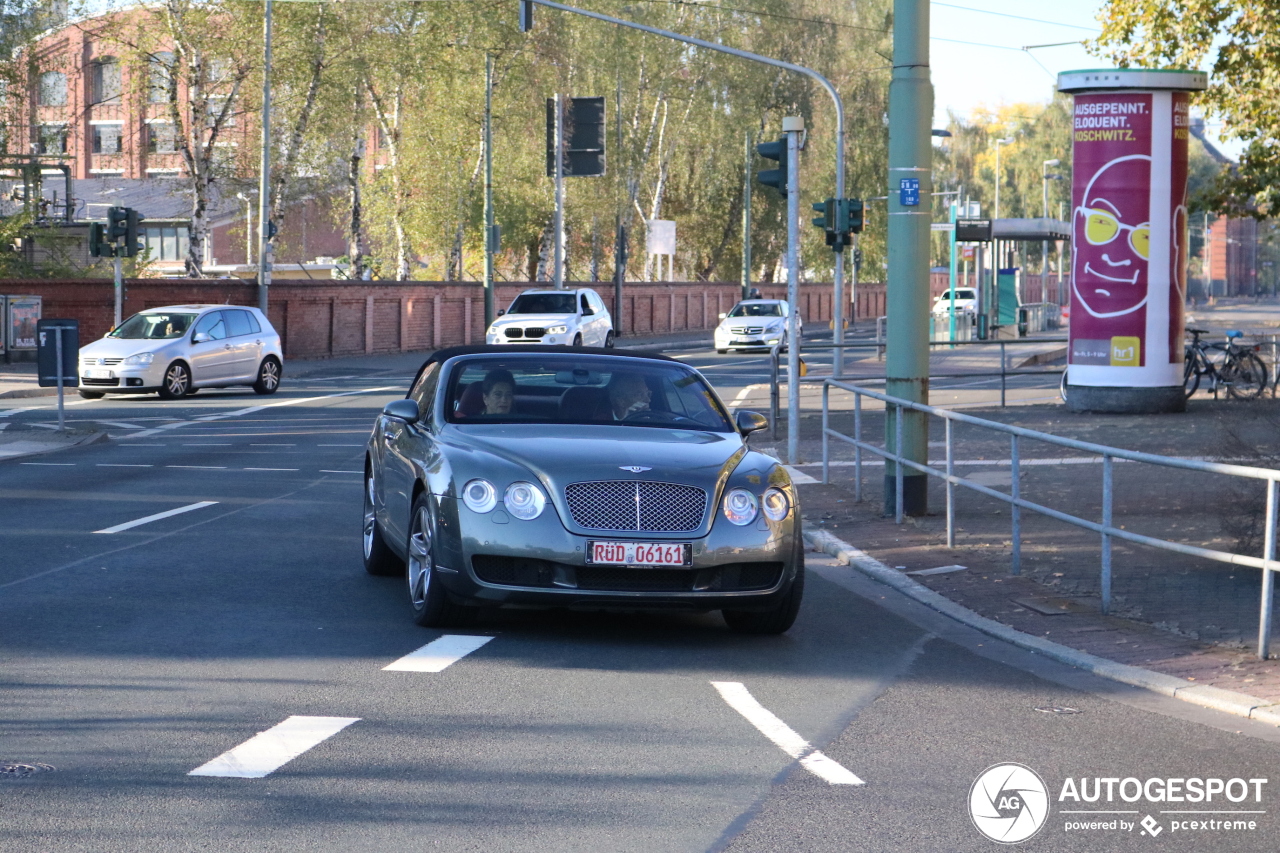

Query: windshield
left=508, top=293, right=577, bottom=315
left=728, top=302, right=782, bottom=318
left=445, top=356, right=734, bottom=431
left=110, top=312, right=196, bottom=340
left=938, top=290, right=976, bottom=301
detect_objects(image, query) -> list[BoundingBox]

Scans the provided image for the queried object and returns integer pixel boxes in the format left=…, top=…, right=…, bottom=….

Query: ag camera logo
left=970, top=763, right=1050, bottom=844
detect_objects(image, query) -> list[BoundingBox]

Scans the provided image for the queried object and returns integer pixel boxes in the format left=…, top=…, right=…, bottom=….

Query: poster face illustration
left=1068, top=91, right=1188, bottom=387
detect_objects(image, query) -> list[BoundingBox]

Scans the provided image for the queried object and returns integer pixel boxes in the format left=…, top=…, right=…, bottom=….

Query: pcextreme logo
left=969, top=763, right=1050, bottom=844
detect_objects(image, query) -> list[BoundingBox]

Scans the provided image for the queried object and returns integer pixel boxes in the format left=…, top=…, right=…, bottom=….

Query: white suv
left=78, top=304, right=284, bottom=400
left=486, top=288, right=614, bottom=347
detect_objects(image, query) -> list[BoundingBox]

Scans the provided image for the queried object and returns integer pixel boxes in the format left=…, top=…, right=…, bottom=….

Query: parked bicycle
left=1184, top=328, right=1269, bottom=399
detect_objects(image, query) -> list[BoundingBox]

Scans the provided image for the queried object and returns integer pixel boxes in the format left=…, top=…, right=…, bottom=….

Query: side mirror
left=735, top=410, right=768, bottom=435
left=497, top=309, right=506, bottom=317
left=718, top=312, right=727, bottom=321
left=382, top=399, right=420, bottom=422
left=192, top=332, right=211, bottom=344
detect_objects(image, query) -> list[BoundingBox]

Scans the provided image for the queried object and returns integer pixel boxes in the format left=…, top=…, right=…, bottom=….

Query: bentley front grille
left=564, top=480, right=707, bottom=532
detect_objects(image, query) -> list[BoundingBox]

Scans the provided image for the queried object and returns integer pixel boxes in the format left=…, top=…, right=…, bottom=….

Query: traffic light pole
left=553, top=93, right=565, bottom=290
left=885, top=0, right=934, bottom=516
left=484, top=54, right=495, bottom=328
left=257, top=0, right=273, bottom=312
left=113, top=255, right=123, bottom=328
left=742, top=131, right=752, bottom=300
left=784, top=119, right=803, bottom=465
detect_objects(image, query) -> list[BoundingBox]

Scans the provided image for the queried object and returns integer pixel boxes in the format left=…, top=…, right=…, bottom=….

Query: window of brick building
left=90, top=57, right=121, bottom=105
left=36, top=124, right=68, bottom=154
left=92, top=122, right=123, bottom=154
left=39, top=71, right=67, bottom=107
left=143, top=225, right=190, bottom=261
left=148, top=52, right=175, bottom=104
left=147, top=121, right=177, bottom=154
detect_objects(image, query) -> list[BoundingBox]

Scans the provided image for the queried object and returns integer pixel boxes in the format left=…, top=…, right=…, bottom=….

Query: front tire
left=1183, top=353, right=1200, bottom=399
left=572, top=333, right=583, bottom=347
left=78, top=389, right=105, bottom=400
left=604, top=331, right=615, bottom=348
left=716, top=348, right=728, bottom=354
left=363, top=473, right=402, bottom=577
left=406, top=495, right=476, bottom=627
left=723, top=553, right=805, bottom=635
left=253, top=357, right=281, bottom=395
left=158, top=362, right=191, bottom=400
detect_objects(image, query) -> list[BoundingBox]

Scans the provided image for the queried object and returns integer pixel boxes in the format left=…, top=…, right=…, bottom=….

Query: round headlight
left=461, top=478, right=497, bottom=513
left=762, top=487, right=790, bottom=521
left=503, top=481, right=546, bottom=520
left=723, top=488, right=758, bottom=526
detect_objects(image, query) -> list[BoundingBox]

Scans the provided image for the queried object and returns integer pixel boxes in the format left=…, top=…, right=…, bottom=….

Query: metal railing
left=769, top=338, right=1070, bottom=438
left=1018, top=302, right=1063, bottom=335
left=820, top=378, right=1280, bottom=660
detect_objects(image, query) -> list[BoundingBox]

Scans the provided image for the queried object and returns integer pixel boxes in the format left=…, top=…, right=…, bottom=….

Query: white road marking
left=94, top=501, right=219, bottom=534
left=96, top=463, right=153, bottom=468
left=318, top=444, right=363, bottom=447
left=183, top=443, right=233, bottom=446
left=782, top=465, right=819, bottom=484
left=383, top=635, right=495, bottom=673
left=18, top=462, right=75, bottom=466
left=320, top=470, right=362, bottom=474
left=729, top=383, right=767, bottom=407
left=251, top=443, right=295, bottom=446
left=167, top=465, right=227, bottom=470
left=188, top=715, right=360, bottom=779
left=243, top=467, right=300, bottom=472
left=125, top=386, right=398, bottom=439
left=93, top=421, right=147, bottom=429
left=712, top=681, right=864, bottom=786
left=120, top=444, right=165, bottom=447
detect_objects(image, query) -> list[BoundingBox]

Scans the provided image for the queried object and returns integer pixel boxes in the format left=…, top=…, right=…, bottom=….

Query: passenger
left=607, top=372, right=651, bottom=419
left=481, top=369, right=515, bottom=415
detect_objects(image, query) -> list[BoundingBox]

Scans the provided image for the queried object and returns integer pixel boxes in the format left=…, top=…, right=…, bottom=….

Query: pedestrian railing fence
left=820, top=378, right=1280, bottom=661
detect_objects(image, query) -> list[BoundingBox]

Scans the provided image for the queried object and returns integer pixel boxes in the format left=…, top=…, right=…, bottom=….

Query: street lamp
left=1042, top=158, right=1062, bottom=283
left=993, top=137, right=1014, bottom=221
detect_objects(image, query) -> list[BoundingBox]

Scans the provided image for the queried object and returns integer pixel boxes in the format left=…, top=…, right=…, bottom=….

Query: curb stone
left=803, top=527, right=1280, bottom=727
left=0, top=430, right=110, bottom=462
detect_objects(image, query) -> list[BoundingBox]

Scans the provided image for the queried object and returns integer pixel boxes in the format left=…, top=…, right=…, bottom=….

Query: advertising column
left=1057, top=69, right=1207, bottom=413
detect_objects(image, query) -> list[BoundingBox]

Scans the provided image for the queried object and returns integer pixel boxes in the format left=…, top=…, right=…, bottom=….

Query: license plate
left=85, top=368, right=113, bottom=379
left=587, top=541, right=691, bottom=567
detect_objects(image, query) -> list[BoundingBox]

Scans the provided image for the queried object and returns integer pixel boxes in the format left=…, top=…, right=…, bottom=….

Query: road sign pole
left=553, top=93, right=565, bottom=290
left=949, top=201, right=957, bottom=344
left=113, top=254, right=123, bottom=329
left=257, top=0, right=273, bottom=311
left=784, top=118, right=802, bottom=465
left=483, top=54, right=495, bottom=328
left=742, top=131, right=752, bottom=301
left=54, top=325, right=64, bottom=431
left=884, top=0, right=933, bottom=515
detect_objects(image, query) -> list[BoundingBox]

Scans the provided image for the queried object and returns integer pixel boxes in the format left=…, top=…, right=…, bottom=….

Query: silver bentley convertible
left=363, top=345, right=804, bottom=633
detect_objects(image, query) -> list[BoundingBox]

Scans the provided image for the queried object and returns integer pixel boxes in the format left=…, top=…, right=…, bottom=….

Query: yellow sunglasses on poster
left=1080, top=208, right=1150, bottom=259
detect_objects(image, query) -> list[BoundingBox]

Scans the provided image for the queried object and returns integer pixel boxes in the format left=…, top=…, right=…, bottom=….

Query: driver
left=607, top=372, right=651, bottom=420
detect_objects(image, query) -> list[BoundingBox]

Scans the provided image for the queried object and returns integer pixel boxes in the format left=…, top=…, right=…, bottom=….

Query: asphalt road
left=3, top=367, right=1279, bottom=852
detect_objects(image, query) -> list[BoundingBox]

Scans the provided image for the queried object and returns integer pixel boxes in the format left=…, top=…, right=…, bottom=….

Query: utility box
left=36, top=319, right=79, bottom=388
left=4, top=295, right=41, bottom=363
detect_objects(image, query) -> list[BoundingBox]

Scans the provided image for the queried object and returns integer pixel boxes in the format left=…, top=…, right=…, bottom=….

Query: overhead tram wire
left=930, top=2, right=1100, bottom=33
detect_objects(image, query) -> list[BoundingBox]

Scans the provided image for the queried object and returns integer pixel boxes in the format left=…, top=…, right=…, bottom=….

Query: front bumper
left=79, top=361, right=166, bottom=392
left=486, top=334, right=572, bottom=346
left=714, top=330, right=784, bottom=350
left=433, top=495, right=801, bottom=611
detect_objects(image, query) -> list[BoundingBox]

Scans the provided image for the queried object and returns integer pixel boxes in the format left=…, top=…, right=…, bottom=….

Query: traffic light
left=88, top=222, right=114, bottom=258
left=122, top=208, right=143, bottom=257
left=106, top=206, right=129, bottom=242
left=846, top=197, right=865, bottom=234
left=756, top=136, right=788, bottom=198
left=519, top=0, right=533, bottom=32
left=811, top=198, right=833, bottom=231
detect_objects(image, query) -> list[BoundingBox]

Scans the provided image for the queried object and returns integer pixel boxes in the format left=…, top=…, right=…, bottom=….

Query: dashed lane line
left=712, top=681, right=864, bottom=786
left=125, top=386, right=399, bottom=439
left=188, top=716, right=360, bottom=779
left=94, top=501, right=219, bottom=534
left=319, top=470, right=362, bottom=474
left=167, top=465, right=227, bottom=470
left=383, top=635, right=495, bottom=673
left=96, top=463, right=153, bottom=468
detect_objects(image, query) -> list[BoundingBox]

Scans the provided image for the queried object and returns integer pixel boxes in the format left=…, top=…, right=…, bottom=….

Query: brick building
left=1, top=6, right=343, bottom=274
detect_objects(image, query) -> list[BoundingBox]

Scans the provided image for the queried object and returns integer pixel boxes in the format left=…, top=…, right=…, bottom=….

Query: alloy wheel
left=407, top=506, right=433, bottom=608
left=164, top=364, right=189, bottom=397
left=259, top=359, right=280, bottom=391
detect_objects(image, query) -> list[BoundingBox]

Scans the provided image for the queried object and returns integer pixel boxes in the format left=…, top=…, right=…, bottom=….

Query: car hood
left=79, top=336, right=177, bottom=359
left=441, top=424, right=765, bottom=534
left=491, top=314, right=576, bottom=327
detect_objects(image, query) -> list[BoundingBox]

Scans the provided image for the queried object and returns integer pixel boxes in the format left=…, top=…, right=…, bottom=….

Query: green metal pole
left=742, top=131, right=752, bottom=300
left=483, top=54, right=495, bottom=329
left=948, top=200, right=957, bottom=343
left=885, top=0, right=933, bottom=516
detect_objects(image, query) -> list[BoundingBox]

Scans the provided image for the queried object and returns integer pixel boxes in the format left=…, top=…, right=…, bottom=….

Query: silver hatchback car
left=78, top=304, right=284, bottom=399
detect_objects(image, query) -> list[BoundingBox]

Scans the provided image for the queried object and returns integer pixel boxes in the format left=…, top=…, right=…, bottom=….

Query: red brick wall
left=0, top=279, right=838, bottom=359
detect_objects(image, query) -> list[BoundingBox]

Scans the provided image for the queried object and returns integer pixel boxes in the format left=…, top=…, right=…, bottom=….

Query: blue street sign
left=899, top=178, right=920, bottom=207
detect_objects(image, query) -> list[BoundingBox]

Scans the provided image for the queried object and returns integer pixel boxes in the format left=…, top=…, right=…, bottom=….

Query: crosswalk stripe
left=189, top=716, right=360, bottom=779
left=383, top=635, right=495, bottom=673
